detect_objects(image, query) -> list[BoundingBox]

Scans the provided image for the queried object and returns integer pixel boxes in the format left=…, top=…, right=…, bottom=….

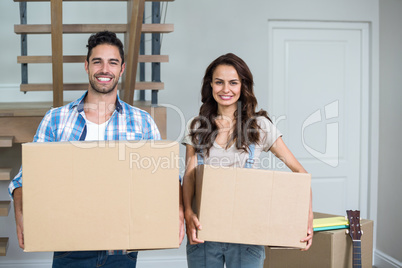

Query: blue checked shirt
left=8, top=91, right=161, bottom=198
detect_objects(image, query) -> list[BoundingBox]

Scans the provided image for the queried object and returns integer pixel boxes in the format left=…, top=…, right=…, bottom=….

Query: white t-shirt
left=85, top=119, right=110, bottom=141
left=181, top=116, right=282, bottom=168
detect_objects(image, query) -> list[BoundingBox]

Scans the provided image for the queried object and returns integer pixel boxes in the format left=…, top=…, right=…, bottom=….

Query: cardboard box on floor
left=22, top=140, right=180, bottom=252
left=195, top=165, right=311, bottom=248
left=264, top=212, right=374, bottom=268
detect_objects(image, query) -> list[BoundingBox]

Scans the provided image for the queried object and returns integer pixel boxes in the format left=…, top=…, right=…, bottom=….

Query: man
left=8, top=31, right=185, bottom=267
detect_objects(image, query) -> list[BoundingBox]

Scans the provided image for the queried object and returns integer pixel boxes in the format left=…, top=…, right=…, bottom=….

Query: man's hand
left=16, top=214, right=24, bottom=249
left=13, top=187, right=24, bottom=249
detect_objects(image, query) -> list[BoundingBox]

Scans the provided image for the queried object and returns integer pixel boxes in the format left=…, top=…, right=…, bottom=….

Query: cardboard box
left=22, top=140, right=179, bottom=252
left=264, top=212, right=374, bottom=268
left=195, top=165, right=311, bottom=248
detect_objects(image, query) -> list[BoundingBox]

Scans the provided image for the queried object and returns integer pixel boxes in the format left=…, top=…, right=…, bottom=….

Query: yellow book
left=313, top=216, right=349, bottom=231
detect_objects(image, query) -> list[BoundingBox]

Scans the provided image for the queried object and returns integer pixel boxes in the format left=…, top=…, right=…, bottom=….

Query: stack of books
left=313, top=216, right=349, bottom=231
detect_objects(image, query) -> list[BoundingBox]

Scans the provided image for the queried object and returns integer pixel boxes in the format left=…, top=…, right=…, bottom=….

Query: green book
left=313, top=225, right=349, bottom=231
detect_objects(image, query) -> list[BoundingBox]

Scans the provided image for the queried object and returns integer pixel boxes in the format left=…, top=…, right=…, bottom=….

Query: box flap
left=127, top=141, right=179, bottom=249
left=267, top=171, right=311, bottom=248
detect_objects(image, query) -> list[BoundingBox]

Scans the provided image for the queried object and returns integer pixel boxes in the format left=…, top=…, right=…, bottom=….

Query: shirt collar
left=71, top=91, right=123, bottom=114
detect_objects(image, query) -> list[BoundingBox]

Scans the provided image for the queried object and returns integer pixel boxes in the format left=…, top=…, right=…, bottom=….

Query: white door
left=268, top=21, right=369, bottom=217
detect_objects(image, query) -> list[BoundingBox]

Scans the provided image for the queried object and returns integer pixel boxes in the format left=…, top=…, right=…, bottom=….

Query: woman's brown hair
left=190, top=53, right=271, bottom=156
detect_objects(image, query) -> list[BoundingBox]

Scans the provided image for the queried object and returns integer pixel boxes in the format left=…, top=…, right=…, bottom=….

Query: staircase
left=0, top=0, right=174, bottom=257
left=7, top=0, right=174, bottom=139
left=0, top=139, right=12, bottom=257
left=0, top=186, right=11, bottom=256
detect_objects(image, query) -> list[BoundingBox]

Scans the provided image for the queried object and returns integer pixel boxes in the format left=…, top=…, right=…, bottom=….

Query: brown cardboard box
left=264, top=212, right=374, bottom=268
left=195, top=165, right=311, bottom=248
left=22, top=140, right=179, bottom=252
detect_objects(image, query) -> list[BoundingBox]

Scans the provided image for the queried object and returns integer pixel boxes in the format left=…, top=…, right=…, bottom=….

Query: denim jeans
left=186, top=241, right=265, bottom=268
left=52, top=251, right=138, bottom=268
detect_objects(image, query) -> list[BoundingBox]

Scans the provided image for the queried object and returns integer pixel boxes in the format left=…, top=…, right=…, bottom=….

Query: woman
left=182, top=53, right=313, bottom=268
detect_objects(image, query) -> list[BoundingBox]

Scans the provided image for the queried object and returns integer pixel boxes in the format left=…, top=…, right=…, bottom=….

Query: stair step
left=0, top=238, right=9, bottom=256
left=0, top=102, right=60, bottom=117
left=0, top=201, right=11, bottom=217
left=0, top=168, right=12, bottom=181
left=20, top=82, right=164, bottom=92
left=0, top=137, right=13, bottom=147
left=18, top=55, right=169, bottom=64
left=15, top=24, right=174, bottom=34
left=0, top=101, right=166, bottom=140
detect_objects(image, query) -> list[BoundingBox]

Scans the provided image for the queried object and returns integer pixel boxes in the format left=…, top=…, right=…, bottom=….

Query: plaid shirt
left=9, top=91, right=161, bottom=197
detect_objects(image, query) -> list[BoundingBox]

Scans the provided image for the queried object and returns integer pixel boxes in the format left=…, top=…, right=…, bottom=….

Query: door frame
left=267, top=20, right=378, bottom=230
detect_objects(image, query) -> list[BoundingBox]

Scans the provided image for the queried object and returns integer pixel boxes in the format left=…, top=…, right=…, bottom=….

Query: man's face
left=85, top=44, right=125, bottom=95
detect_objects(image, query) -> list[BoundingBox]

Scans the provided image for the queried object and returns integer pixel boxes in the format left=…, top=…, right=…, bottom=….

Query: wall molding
left=375, top=249, right=402, bottom=268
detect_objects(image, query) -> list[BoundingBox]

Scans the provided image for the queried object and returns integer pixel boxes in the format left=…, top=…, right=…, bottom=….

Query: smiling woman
left=211, top=65, right=241, bottom=113
left=181, top=53, right=313, bottom=268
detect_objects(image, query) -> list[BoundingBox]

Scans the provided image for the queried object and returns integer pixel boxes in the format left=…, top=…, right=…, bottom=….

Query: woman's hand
left=179, top=204, right=185, bottom=245
left=184, top=209, right=204, bottom=245
left=301, top=201, right=314, bottom=251
left=182, top=145, right=204, bottom=245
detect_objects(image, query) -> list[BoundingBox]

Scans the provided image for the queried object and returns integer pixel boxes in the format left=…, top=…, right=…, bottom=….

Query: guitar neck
left=352, top=240, right=362, bottom=268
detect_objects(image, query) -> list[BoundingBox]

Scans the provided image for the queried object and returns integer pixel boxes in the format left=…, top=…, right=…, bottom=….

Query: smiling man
left=9, top=31, right=185, bottom=267
left=86, top=39, right=124, bottom=95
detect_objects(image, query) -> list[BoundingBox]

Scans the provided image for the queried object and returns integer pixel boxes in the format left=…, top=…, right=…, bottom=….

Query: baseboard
left=375, top=249, right=402, bottom=268
left=0, top=257, right=187, bottom=268
left=138, top=256, right=187, bottom=268
left=0, top=260, right=52, bottom=268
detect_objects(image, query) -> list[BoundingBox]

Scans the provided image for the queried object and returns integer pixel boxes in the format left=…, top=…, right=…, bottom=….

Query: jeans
left=186, top=241, right=265, bottom=268
left=52, top=251, right=138, bottom=268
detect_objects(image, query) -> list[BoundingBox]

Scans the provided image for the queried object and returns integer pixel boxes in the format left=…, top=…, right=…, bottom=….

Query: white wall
left=377, top=1, right=402, bottom=267
left=3, top=0, right=401, bottom=267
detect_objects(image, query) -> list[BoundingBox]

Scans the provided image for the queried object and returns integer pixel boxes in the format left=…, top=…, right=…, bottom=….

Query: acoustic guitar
left=346, top=210, right=363, bottom=268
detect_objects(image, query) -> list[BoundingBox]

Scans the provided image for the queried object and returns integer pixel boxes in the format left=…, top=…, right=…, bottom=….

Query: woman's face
left=211, top=64, right=241, bottom=112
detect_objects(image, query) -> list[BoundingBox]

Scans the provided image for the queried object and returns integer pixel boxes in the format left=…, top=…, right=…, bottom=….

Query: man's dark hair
left=86, top=31, right=125, bottom=65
